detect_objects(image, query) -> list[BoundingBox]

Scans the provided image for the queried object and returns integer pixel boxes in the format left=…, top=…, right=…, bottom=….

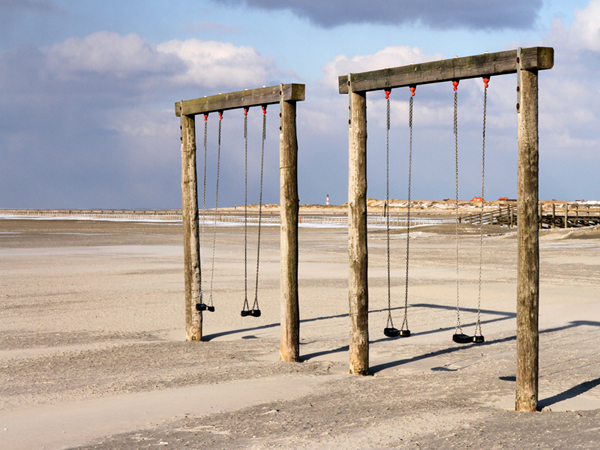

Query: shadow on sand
left=369, top=320, right=600, bottom=374
left=205, top=307, right=600, bottom=409
left=301, top=303, right=515, bottom=361
left=538, top=376, right=600, bottom=409
left=203, top=306, right=406, bottom=341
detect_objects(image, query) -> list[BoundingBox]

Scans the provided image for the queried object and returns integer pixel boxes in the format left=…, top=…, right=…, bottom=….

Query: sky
left=0, top=0, right=598, bottom=209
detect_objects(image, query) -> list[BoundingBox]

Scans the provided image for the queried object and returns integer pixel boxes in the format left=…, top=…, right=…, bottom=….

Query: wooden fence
left=0, top=209, right=183, bottom=221
left=2, top=203, right=599, bottom=229
left=460, top=203, right=600, bottom=229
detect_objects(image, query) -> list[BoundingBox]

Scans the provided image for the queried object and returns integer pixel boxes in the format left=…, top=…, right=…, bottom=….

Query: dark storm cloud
left=217, top=0, right=542, bottom=29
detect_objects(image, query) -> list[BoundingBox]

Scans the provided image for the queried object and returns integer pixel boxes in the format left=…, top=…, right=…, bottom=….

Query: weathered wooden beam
left=348, top=77, right=369, bottom=376
left=515, top=68, right=540, bottom=412
left=175, top=83, right=305, bottom=116
left=279, top=95, right=300, bottom=363
left=180, top=112, right=202, bottom=341
left=339, top=47, right=553, bottom=94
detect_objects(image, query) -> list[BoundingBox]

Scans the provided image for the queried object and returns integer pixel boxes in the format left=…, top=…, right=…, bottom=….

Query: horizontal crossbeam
left=175, top=83, right=305, bottom=116
left=338, top=47, right=553, bottom=94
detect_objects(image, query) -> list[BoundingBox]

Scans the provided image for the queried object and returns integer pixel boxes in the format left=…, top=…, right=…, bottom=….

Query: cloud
left=216, top=0, right=542, bottom=30
left=0, top=32, right=288, bottom=208
left=537, top=0, right=600, bottom=162
left=319, top=46, right=445, bottom=92
left=158, top=38, right=282, bottom=89
left=46, top=32, right=181, bottom=82
left=542, top=0, right=600, bottom=59
left=564, top=0, right=600, bottom=52
left=28, top=31, right=294, bottom=99
left=42, top=32, right=283, bottom=92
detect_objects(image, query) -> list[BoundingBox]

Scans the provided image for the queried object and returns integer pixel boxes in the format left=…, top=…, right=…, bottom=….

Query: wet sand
left=1, top=218, right=600, bottom=449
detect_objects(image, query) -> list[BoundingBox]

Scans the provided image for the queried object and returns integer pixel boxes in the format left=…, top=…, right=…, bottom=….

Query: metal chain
left=475, top=82, right=488, bottom=337
left=454, top=83, right=462, bottom=334
left=203, top=117, right=208, bottom=214
left=253, top=107, right=267, bottom=310
left=200, top=116, right=208, bottom=305
left=208, top=113, right=222, bottom=306
left=385, top=93, right=394, bottom=330
left=243, top=110, right=249, bottom=310
left=401, top=92, right=414, bottom=332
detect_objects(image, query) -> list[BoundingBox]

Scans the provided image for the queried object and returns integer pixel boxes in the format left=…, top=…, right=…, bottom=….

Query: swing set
left=176, top=83, right=305, bottom=362
left=340, top=47, right=553, bottom=412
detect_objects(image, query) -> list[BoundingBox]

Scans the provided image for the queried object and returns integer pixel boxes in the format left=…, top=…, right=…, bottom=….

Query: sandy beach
left=1, top=217, right=600, bottom=449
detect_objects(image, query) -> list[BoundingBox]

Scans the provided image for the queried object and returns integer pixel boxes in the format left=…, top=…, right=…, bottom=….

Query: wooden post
left=348, top=78, right=369, bottom=375
left=180, top=113, right=202, bottom=341
left=279, top=91, right=300, bottom=362
left=516, top=68, right=540, bottom=412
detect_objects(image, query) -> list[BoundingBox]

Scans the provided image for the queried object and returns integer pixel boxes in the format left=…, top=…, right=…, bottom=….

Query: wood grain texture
left=176, top=84, right=305, bottom=117
left=279, top=99, right=300, bottom=363
left=339, top=47, right=553, bottom=94
left=348, top=86, right=369, bottom=376
left=515, top=69, right=540, bottom=412
left=180, top=114, right=202, bottom=341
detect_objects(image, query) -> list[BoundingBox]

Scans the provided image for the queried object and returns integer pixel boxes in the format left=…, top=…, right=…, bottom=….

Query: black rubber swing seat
left=384, top=328, right=411, bottom=338
left=196, top=303, right=215, bottom=312
left=473, top=335, right=485, bottom=343
left=452, top=333, right=473, bottom=344
left=384, top=327, right=400, bottom=338
left=250, top=309, right=261, bottom=317
left=241, top=310, right=251, bottom=317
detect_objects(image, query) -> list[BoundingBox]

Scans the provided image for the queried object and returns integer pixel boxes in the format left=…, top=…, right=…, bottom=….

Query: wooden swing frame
left=339, top=47, right=554, bottom=411
left=175, top=83, right=305, bottom=362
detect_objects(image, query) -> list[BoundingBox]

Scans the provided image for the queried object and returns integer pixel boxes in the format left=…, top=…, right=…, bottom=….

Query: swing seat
left=384, top=327, right=401, bottom=338
left=452, top=333, right=473, bottom=344
left=241, top=310, right=251, bottom=317
left=473, top=335, right=485, bottom=343
left=207, top=306, right=215, bottom=312
left=196, top=303, right=207, bottom=312
left=250, top=309, right=261, bottom=317
left=399, top=329, right=411, bottom=337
